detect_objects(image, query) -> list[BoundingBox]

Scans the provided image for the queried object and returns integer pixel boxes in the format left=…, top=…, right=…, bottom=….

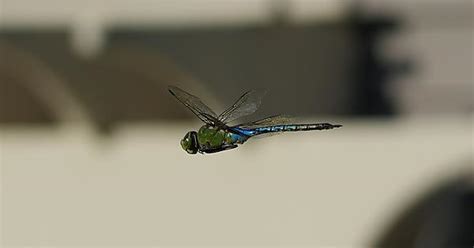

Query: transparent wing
left=218, top=89, right=267, bottom=124
left=236, top=114, right=293, bottom=128
left=168, top=85, right=221, bottom=125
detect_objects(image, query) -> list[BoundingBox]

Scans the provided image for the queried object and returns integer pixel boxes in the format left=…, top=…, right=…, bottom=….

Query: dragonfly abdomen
left=238, top=123, right=342, bottom=137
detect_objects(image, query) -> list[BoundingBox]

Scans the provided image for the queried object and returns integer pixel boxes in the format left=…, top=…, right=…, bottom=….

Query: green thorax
left=197, top=125, right=234, bottom=149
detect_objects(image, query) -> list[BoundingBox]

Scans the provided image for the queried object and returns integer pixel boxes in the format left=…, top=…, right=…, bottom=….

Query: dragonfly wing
left=218, top=89, right=267, bottom=124
left=236, top=115, right=293, bottom=128
left=168, top=85, right=221, bottom=125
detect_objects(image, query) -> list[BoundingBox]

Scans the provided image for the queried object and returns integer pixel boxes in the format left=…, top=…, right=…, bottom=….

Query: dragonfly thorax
left=197, top=125, right=227, bottom=148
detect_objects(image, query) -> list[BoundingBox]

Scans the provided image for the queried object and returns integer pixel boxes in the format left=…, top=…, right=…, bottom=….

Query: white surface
left=1, top=117, right=472, bottom=247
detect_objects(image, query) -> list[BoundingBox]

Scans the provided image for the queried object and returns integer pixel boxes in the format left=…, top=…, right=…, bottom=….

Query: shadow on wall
left=374, top=161, right=474, bottom=248
left=0, top=9, right=412, bottom=133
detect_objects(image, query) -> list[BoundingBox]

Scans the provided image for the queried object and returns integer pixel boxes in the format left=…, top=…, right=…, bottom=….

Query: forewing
left=168, top=85, right=220, bottom=125
left=218, top=89, right=267, bottom=124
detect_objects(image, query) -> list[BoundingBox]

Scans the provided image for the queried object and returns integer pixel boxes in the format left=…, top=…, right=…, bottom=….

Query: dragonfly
left=169, top=85, right=342, bottom=154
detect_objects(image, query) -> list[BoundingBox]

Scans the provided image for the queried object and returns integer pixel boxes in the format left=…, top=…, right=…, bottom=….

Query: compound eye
left=180, top=137, right=190, bottom=150
left=180, top=131, right=198, bottom=154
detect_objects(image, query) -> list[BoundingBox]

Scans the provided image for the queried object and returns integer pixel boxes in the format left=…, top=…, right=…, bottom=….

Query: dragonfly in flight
left=169, top=86, right=342, bottom=154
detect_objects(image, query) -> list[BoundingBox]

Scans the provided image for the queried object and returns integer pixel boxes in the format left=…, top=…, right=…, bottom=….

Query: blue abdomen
left=232, top=123, right=340, bottom=138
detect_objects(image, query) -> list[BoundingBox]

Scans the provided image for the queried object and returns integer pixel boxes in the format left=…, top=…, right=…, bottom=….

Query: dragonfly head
left=181, top=131, right=199, bottom=154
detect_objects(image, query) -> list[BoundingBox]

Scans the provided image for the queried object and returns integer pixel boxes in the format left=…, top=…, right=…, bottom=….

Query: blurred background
left=0, top=0, right=472, bottom=247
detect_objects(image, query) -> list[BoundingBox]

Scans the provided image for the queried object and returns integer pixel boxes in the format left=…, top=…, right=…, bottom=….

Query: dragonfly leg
left=200, top=144, right=238, bottom=154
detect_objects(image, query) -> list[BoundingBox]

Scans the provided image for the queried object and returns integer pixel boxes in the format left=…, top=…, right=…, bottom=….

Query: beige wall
left=1, top=117, right=472, bottom=247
